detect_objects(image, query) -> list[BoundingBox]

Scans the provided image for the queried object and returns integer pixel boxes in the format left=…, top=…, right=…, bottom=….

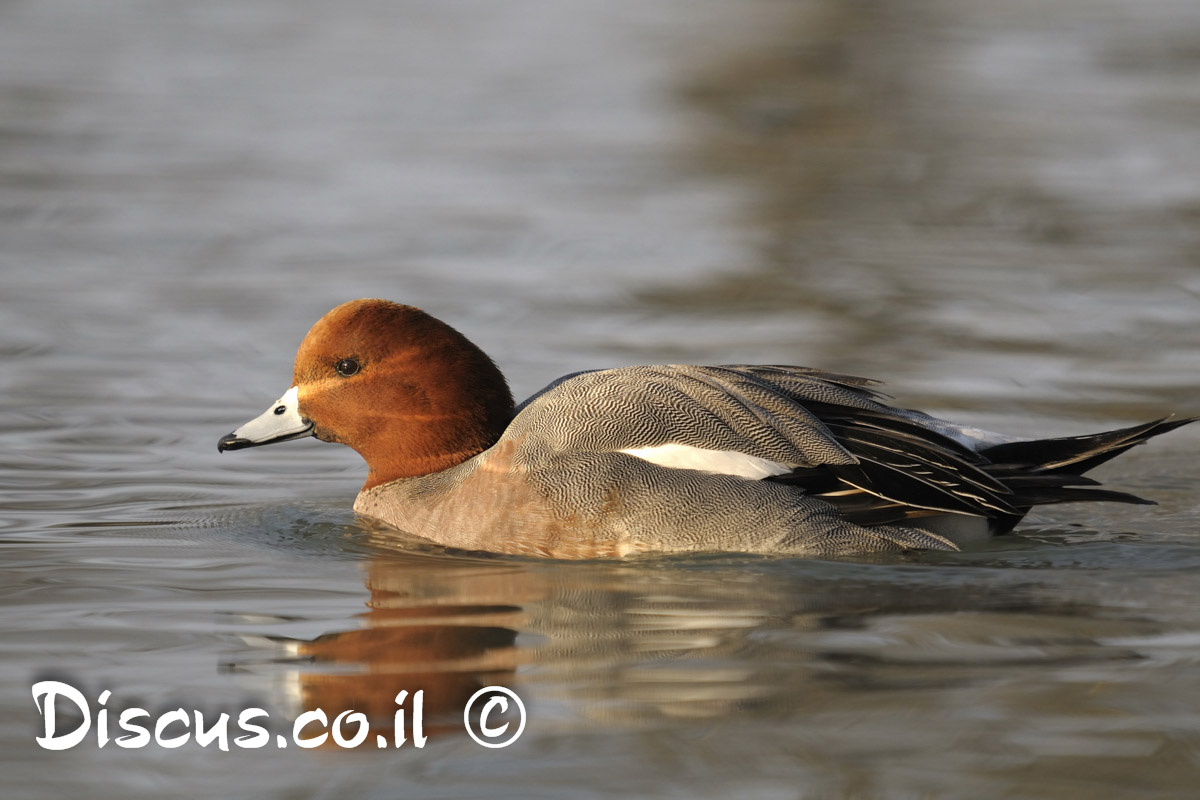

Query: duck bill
left=218, top=386, right=315, bottom=452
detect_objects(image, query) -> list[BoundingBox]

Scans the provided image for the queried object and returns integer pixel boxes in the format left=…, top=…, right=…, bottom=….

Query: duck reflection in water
left=258, top=554, right=528, bottom=747
left=228, top=534, right=1163, bottom=751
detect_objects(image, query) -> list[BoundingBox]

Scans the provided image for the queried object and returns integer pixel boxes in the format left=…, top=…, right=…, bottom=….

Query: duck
left=218, top=298, right=1192, bottom=558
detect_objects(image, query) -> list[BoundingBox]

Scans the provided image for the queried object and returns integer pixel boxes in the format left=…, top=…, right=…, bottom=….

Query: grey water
left=4, top=1, right=1200, bottom=797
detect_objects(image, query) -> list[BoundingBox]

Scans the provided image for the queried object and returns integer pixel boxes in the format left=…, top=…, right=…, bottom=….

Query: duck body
left=219, top=299, right=1192, bottom=559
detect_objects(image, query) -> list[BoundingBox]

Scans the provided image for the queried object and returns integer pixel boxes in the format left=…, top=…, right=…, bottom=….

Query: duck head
left=218, top=299, right=515, bottom=489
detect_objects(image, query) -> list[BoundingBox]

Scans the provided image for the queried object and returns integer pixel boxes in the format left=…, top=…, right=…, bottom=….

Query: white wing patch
left=620, top=443, right=793, bottom=480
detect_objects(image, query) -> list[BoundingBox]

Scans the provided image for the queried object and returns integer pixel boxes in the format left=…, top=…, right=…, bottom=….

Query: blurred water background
left=3, top=1, right=1200, bottom=797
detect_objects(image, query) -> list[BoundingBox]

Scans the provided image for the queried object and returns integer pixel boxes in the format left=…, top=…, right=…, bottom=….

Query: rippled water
left=4, top=1, right=1200, bottom=797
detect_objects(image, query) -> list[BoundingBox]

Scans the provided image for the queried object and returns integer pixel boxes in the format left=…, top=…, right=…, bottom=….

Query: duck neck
left=357, top=391, right=515, bottom=490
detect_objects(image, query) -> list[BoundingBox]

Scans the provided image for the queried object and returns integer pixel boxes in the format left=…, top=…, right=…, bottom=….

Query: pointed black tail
left=977, top=417, right=1195, bottom=531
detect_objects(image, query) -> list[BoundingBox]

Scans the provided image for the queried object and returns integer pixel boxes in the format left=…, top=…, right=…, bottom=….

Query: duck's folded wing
left=513, top=364, right=884, bottom=470
left=514, top=364, right=1022, bottom=519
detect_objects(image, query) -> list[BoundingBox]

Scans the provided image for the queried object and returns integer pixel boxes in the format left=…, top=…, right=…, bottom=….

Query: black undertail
left=769, top=405, right=1194, bottom=533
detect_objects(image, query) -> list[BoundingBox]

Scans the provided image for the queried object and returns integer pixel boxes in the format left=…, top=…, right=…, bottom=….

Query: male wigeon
left=219, top=299, right=1192, bottom=558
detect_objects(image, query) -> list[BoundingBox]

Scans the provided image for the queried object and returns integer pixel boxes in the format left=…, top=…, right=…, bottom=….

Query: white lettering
left=331, top=710, right=368, bottom=748
left=194, top=711, right=230, bottom=752
left=115, top=708, right=151, bottom=748
left=154, top=708, right=190, bottom=748
left=479, top=696, right=510, bottom=739
left=293, top=709, right=328, bottom=749
left=393, top=691, right=407, bottom=748
left=32, top=681, right=91, bottom=751
left=412, top=690, right=426, bottom=748
left=235, top=708, right=270, bottom=748
left=97, top=690, right=111, bottom=748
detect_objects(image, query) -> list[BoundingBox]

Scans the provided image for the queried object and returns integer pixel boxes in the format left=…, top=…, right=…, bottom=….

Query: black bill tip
left=217, top=433, right=253, bottom=453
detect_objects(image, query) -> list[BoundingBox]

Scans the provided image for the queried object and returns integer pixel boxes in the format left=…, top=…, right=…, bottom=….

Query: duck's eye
left=335, top=358, right=361, bottom=377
